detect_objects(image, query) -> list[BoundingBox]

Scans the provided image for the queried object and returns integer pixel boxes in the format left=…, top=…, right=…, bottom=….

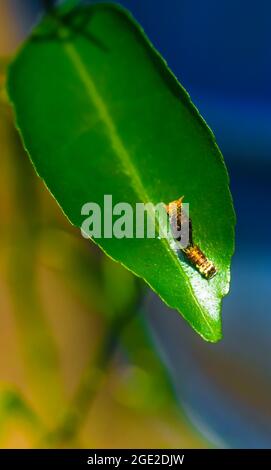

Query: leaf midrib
left=63, top=40, right=215, bottom=336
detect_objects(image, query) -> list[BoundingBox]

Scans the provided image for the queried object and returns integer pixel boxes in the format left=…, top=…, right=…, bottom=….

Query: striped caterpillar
left=165, top=197, right=217, bottom=279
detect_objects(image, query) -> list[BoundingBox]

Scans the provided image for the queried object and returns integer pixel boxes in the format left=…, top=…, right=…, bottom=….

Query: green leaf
left=7, top=3, right=235, bottom=342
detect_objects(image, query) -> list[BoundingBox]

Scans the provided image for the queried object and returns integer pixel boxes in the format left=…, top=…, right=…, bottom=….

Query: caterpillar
left=165, top=197, right=217, bottom=280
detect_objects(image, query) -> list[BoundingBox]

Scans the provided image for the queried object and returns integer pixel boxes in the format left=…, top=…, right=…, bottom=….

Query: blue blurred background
left=5, top=0, right=271, bottom=448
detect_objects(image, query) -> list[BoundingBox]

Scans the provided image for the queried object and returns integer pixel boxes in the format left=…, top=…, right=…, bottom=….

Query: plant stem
left=46, top=279, right=144, bottom=446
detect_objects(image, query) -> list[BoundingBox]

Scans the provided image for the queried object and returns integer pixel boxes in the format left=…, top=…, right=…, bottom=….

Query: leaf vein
left=63, top=41, right=214, bottom=335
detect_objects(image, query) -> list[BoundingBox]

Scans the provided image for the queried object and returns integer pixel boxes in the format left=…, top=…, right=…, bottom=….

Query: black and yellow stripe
left=165, top=197, right=217, bottom=280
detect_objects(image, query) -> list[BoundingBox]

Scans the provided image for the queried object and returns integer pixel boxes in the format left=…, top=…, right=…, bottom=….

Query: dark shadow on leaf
left=31, top=7, right=109, bottom=53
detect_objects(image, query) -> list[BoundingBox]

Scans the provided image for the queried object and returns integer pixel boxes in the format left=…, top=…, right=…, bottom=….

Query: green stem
left=46, top=279, right=144, bottom=446
left=4, top=111, right=63, bottom=418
